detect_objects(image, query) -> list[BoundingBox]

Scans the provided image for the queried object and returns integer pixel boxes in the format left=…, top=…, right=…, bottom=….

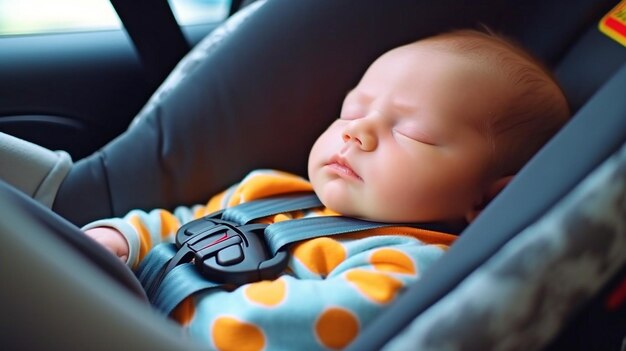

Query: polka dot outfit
left=84, top=170, right=456, bottom=350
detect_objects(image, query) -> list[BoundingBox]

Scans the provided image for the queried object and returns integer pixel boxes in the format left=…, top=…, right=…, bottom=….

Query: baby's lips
left=327, top=155, right=362, bottom=180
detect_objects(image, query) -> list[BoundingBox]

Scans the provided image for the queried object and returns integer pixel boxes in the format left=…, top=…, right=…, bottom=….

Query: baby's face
left=308, top=42, right=513, bottom=223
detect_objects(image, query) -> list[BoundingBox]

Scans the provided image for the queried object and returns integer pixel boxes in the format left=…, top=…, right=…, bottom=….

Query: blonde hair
left=421, top=29, right=570, bottom=177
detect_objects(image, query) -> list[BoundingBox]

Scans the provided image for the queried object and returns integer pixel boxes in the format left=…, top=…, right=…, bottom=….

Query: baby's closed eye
left=392, top=125, right=438, bottom=146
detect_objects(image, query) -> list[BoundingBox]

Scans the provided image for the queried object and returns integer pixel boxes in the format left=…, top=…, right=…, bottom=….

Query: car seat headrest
left=556, top=25, right=626, bottom=113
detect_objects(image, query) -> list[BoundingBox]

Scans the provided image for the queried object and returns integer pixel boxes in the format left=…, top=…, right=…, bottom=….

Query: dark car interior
left=1, top=1, right=625, bottom=350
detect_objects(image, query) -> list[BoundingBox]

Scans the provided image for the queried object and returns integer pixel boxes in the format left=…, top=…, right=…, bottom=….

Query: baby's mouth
left=326, top=156, right=362, bottom=181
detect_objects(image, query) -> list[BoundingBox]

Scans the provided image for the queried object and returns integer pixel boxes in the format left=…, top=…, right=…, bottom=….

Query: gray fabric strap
left=145, top=217, right=394, bottom=315
left=137, top=244, right=221, bottom=315
left=265, top=216, right=393, bottom=254
left=139, top=193, right=449, bottom=316
left=136, top=243, right=178, bottom=294
left=138, top=193, right=324, bottom=315
left=152, top=263, right=221, bottom=315
left=265, top=216, right=452, bottom=254
left=221, top=193, right=322, bottom=224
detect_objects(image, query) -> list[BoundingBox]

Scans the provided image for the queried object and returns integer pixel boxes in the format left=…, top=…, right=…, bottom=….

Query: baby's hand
left=84, top=227, right=129, bottom=263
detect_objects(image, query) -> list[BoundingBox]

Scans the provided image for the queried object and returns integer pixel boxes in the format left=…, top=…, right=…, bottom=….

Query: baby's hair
left=420, top=29, right=571, bottom=177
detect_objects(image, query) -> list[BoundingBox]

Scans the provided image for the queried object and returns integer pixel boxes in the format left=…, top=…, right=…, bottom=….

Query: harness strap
left=221, top=193, right=322, bottom=224
left=147, top=216, right=403, bottom=315
left=266, top=216, right=454, bottom=254
left=138, top=193, right=452, bottom=315
left=152, top=263, right=220, bottom=315
left=266, top=216, right=393, bottom=254
left=135, top=243, right=178, bottom=294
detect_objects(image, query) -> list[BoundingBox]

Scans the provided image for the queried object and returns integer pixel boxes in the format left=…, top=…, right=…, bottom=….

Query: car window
left=0, top=0, right=230, bottom=36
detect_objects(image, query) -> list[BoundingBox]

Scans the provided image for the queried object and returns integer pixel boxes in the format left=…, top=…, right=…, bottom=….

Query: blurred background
left=0, top=0, right=229, bottom=35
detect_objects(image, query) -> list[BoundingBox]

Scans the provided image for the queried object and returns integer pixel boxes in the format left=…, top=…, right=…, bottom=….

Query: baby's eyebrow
left=391, top=99, right=418, bottom=114
left=345, top=88, right=417, bottom=112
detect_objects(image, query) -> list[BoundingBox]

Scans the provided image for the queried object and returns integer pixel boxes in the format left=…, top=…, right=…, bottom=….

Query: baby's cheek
left=318, top=180, right=354, bottom=214
left=365, top=174, right=431, bottom=221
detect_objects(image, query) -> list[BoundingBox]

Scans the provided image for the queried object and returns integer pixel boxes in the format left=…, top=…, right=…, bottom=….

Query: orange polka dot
left=370, top=248, right=416, bottom=275
left=291, top=238, right=346, bottom=276
left=212, top=316, right=265, bottom=351
left=193, top=206, right=206, bottom=219
left=159, top=211, right=181, bottom=240
left=227, top=172, right=314, bottom=207
left=345, top=269, right=404, bottom=304
left=273, top=213, right=292, bottom=223
left=315, top=307, right=359, bottom=350
left=244, top=278, right=287, bottom=307
left=171, top=296, right=195, bottom=326
left=129, top=215, right=151, bottom=261
left=206, top=190, right=227, bottom=213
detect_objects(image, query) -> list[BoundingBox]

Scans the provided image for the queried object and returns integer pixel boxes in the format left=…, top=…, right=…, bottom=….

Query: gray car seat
left=51, top=0, right=625, bottom=227
left=1, top=0, right=625, bottom=350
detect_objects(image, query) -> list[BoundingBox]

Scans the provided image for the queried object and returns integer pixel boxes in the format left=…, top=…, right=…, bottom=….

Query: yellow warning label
left=599, top=0, right=626, bottom=47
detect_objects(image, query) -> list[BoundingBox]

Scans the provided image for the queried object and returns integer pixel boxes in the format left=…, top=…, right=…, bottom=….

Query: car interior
left=0, top=0, right=625, bottom=350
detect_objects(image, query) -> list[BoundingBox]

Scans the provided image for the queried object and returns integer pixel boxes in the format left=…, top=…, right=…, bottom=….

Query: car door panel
left=0, top=24, right=217, bottom=160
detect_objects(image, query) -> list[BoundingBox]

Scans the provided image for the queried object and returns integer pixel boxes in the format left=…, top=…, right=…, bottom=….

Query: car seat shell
left=1, top=1, right=624, bottom=350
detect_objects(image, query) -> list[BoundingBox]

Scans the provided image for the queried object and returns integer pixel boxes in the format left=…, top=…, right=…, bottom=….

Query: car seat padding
left=556, top=25, right=626, bottom=113
left=0, top=177, right=147, bottom=302
left=0, top=178, right=211, bottom=350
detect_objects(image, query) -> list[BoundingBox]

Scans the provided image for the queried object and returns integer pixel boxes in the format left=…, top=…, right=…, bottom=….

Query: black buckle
left=157, top=211, right=289, bottom=290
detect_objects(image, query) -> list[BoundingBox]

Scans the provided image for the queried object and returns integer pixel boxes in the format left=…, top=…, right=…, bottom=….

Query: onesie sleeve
left=81, top=183, right=231, bottom=268
left=81, top=169, right=312, bottom=268
left=82, top=204, right=206, bottom=268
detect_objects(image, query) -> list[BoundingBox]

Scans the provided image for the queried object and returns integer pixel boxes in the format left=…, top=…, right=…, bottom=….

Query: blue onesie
left=83, top=169, right=456, bottom=351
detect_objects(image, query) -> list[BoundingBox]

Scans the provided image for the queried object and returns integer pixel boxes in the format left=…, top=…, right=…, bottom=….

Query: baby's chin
left=314, top=186, right=360, bottom=216
left=316, top=191, right=394, bottom=222
left=312, top=178, right=436, bottom=222
left=316, top=189, right=458, bottom=224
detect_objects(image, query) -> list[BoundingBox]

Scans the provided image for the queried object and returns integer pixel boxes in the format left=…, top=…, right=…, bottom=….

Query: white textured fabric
left=0, top=131, right=72, bottom=208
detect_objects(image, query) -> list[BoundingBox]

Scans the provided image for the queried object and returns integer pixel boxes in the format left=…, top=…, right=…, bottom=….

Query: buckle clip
left=163, top=212, right=289, bottom=287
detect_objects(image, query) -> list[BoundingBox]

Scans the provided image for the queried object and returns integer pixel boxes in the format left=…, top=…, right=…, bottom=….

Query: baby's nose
left=342, top=119, right=378, bottom=152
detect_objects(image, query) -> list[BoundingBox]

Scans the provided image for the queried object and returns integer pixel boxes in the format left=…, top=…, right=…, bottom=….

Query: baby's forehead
left=355, top=36, right=533, bottom=122
left=379, top=41, right=501, bottom=78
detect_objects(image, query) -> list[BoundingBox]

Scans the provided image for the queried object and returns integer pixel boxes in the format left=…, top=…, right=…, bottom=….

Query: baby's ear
left=465, top=175, right=514, bottom=222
